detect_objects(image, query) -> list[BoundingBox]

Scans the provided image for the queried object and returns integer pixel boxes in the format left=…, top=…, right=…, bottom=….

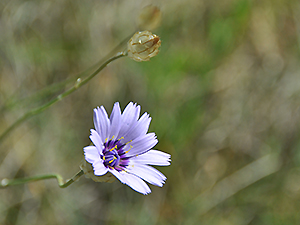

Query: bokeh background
left=1, top=0, right=300, bottom=224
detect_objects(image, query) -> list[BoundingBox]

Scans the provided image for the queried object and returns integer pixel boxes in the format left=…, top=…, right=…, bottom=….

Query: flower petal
left=118, top=102, right=141, bottom=138
left=93, top=160, right=108, bottom=176
left=93, top=108, right=100, bottom=135
left=109, top=102, right=122, bottom=140
left=94, top=106, right=110, bottom=142
left=122, top=112, right=151, bottom=143
left=89, top=129, right=103, bottom=153
left=83, top=146, right=99, bottom=163
left=126, top=164, right=166, bottom=187
left=110, top=170, right=151, bottom=195
left=131, top=150, right=171, bottom=166
left=124, top=133, right=158, bottom=157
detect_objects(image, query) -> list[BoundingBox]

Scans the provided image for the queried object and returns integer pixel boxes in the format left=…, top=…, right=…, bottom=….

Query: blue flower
left=83, top=102, right=171, bottom=195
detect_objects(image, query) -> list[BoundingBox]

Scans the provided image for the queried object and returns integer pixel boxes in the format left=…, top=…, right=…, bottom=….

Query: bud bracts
left=127, top=31, right=161, bottom=62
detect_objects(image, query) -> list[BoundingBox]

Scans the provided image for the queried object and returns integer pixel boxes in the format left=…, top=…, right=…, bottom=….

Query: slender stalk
left=1, top=32, right=134, bottom=114
left=0, top=52, right=127, bottom=143
left=0, top=170, right=84, bottom=189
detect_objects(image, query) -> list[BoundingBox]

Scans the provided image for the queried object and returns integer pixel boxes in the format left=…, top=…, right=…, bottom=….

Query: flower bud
left=127, top=31, right=161, bottom=62
left=137, top=5, right=162, bottom=30
left=80, top=159, right=116, bottom=183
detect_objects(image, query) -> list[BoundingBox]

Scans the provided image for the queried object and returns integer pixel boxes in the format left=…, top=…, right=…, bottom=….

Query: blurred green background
left=1, top=0, right=300, bottom=224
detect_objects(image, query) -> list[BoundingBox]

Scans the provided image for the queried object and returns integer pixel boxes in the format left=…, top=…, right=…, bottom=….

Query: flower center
left=102, top=138, right=131, bottom=171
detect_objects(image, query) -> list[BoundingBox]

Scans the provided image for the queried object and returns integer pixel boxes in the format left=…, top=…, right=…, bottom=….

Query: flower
left=83, top=102, right=171, bottom=195
left=137, top=5, right=162, bottom=30
left=127, top=31, right=161, bottom=62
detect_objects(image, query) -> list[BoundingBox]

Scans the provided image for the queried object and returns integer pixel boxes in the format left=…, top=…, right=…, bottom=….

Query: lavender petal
left=131, top=150, right=171, bottom=166
left=110, top=170, right=151, bottom=195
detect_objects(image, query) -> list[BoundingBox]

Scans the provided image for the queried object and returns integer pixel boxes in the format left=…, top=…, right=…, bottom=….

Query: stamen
left=109, top=145, right=118, bottom=151
left=125, top=145, right=133, bottom=154
left=125, top=140, right=132, bottom=145
left=115, top=165, right=125, bottom=171
left=105, top=138, right=108, bottom=143
left=118, top=137, right=124, bottom=141
left=109, top=156, right=117, bottom=164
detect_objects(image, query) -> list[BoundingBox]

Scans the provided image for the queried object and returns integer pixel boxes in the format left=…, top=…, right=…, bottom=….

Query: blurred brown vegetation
left=1, top=0, right=300, bottom=224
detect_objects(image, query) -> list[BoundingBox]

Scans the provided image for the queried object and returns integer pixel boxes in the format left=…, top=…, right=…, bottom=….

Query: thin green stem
left=0, top=52, right=127, bottom=143
left=1, top=32, right=134, bottom=114
left=0, top=170, right=84, bottom=189
left=0, top=32, right=135, bottom=114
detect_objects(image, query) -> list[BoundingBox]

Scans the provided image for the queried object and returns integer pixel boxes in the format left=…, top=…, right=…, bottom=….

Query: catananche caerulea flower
left=83, top=102, right=171, bottom=195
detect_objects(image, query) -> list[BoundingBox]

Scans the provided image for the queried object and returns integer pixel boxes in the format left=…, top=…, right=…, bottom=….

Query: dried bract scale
left=137, top=5, right=162, bottom=30
left=80, top=159, right=116, bottom=183
left=127, top=31, right=161, bottom=62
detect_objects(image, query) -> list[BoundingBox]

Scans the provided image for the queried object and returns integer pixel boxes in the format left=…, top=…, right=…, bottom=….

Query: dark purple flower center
left=102, top=139, right=130, bottom=171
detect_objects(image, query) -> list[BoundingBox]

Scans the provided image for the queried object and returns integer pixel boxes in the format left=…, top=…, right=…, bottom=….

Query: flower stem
left=1, top=32, right=134, bottom=114
left=0, top=170, right=84, bottom=189
left=0, top=52, right=127, bottom=143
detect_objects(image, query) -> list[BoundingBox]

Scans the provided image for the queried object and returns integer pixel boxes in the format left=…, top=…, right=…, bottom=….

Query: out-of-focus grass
left=1, top=0, right=300, bottom=224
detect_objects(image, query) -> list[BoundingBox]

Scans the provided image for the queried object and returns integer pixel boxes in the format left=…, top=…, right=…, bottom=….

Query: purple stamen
left=102, top=140, right=129, bottom=170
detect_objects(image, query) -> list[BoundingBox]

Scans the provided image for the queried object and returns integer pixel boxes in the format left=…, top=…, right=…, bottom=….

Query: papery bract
left=127, top=31, right=161, bottom=62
